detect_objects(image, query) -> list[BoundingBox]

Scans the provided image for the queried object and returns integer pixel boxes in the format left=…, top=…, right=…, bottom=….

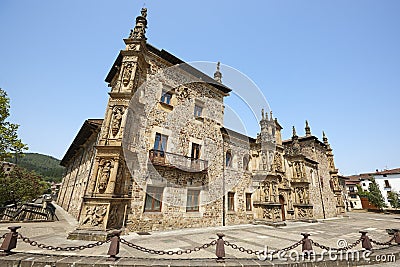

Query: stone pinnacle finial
left=270, top=111, right=273, bottom=121
left=305, top=120, right=311, bottom=137
left=141, top=7, right=147, bottom=18
left=261, top=108, right=265, bottom=120
left=292, top=126, right=297, bottom=137
left=129, top=8, right=148, bottom=40
left=323, top=131, right=328, bottom=145
left=214, top=62, right=222, bottom=83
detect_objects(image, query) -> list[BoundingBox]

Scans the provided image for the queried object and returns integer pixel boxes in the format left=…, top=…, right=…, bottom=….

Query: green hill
left=9, top=153, right=65, bottom=182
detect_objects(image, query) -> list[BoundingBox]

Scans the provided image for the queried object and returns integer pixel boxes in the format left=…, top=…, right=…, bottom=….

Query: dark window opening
left=226, top=151, right=232, bottom=167
left=245, top=193, right=252, bottom=211
left=144, top=186, right=163, bottom=212
left=228, top=192, right=235, bottom=211
left=160, top=91, right=172, bottom=105
left=153, top=133, right=168, bottom=157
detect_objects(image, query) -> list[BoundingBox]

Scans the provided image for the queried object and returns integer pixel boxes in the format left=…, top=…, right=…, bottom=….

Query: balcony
left=149, top=149, right=208, bottom=173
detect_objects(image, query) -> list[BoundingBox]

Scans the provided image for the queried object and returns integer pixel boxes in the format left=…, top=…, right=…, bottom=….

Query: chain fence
left=120, top=237, right=216, bottom=255
left=17, top=233, right=110, bottom=252
left=0, top=226, right=399, bottom=260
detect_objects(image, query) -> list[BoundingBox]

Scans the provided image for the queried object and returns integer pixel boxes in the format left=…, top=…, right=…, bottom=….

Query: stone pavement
left=0, top=204, right=400, bottom=266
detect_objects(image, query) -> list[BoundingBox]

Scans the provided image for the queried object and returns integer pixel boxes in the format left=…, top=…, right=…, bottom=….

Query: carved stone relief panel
left=80, top=204, right=109, bottom=229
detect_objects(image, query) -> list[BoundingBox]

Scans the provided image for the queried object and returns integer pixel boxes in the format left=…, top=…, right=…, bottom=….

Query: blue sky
left=1, top=0, right=399, bottom=175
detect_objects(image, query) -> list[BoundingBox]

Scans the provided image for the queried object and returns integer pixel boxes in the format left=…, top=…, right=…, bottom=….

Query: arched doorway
left=279, top=195, right=286, bottom=221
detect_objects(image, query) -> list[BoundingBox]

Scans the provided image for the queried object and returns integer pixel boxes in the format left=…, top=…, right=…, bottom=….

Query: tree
left=367, top=177, right=386, bottom=209
left=0, top=88, right=28, bottom=161
left=387, top=191, right=400, bottom=209
left=0, top=166, right=49, bottom=206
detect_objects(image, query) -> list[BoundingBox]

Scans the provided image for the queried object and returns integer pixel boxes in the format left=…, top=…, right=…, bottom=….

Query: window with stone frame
left=194, top=104, right=203, bottom=117
left=226, top=151, right=233, bottom=167
left=186, top=189, right=200, bottom=212
left=245, top=193, right=252, bottom=211
left=160, top=90, right=172, bottom=105
left=194, top=99, right=204, bottom=117
left=144, top=186, right=163, bottom=212
left=228, top=192, right=235, bottom=211
left=191, top=143, right=201, bottom=160
left=153, top=132, right=168, bottom=157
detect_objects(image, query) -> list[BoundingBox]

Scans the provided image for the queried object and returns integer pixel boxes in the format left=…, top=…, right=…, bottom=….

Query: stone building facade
left=57, top=9, right=345, bottom=238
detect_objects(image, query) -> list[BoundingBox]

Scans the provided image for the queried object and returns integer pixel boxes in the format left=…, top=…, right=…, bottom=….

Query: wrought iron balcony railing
left=148, top=149, right=208, bottom=173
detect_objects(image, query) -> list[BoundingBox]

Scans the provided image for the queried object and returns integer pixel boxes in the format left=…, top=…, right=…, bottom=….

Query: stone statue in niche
left=81, top=205, right=107, bottom=227
left=295, top=162, right=303, bottom=178
left=328, top=157, right=335, bottom=169
left=261, top=153, right=267, bottom=170
left=122, top=63, right=133, bottom=86
left=297, top=187, right=305, bottom=204
left=274, top=152, right=282, bottom=172
left=98, top=160, right=112, bottom=191
left=268, top=151, right=274, bottom=171
left=271, top=183, right=277, bottom=202
left=111, top=107, right=123, bottom=137
left=263, top=182, right=270, bottom=202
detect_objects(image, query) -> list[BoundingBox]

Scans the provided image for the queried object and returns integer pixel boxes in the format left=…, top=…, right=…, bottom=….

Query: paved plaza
left=0, top=204, right=400, bottom=266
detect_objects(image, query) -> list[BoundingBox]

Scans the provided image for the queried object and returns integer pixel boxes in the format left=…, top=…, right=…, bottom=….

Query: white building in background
left=373, top=168, right=400, bottom=208
left=345, top=175, right=365, bottom=210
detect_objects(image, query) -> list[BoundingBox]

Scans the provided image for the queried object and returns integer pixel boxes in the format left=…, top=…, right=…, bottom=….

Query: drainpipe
left=222, top=139, right=226, bottom=226
left=316, top=167, right=326, bottom=219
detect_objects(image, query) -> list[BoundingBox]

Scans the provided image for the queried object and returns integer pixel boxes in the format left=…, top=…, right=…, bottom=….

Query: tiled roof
left=375, top=168, right=400, bottom=175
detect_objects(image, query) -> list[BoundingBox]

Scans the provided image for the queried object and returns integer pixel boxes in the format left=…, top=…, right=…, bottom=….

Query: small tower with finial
left=305, top=120, right=311, bottom=137
left=322, top=131, right=328, bottom=145
left=322, top=131, right=335, bottom=170
left=291, top=126, right=301, bottom=155
left=214, top=62, right=222, bottom=83
left=129, top=7, right=148, bottom=40
left=292, top=126, right=298, bottom=138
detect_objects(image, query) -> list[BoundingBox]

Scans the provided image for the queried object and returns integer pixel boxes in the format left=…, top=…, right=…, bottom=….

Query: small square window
left=194, top=104, right=203, bottom=117
left=160, top=91, right=172, bottom=105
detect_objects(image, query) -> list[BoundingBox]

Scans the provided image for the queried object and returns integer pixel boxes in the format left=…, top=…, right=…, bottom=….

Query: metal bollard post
left=107, top=230, right=122, bottom=260
left=215, top=233, right=225, bottom=262
left=301, top=233, right=313, bottom=257
left=0, top=226, right=21, bottom=254
left=359, top=231, right=372, bottom=250
left=393, top=229, right=400, bottom=245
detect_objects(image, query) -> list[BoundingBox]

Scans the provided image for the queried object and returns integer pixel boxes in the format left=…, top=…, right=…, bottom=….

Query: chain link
left=18, top=233, right=110, bottom=251
left=120, top=238, right=216, bottom=255
left=370, top=236, right=395, bottom=246
left=223, top=239, right=303, bottom=256
left=311, top=238, right=362, bottom=251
